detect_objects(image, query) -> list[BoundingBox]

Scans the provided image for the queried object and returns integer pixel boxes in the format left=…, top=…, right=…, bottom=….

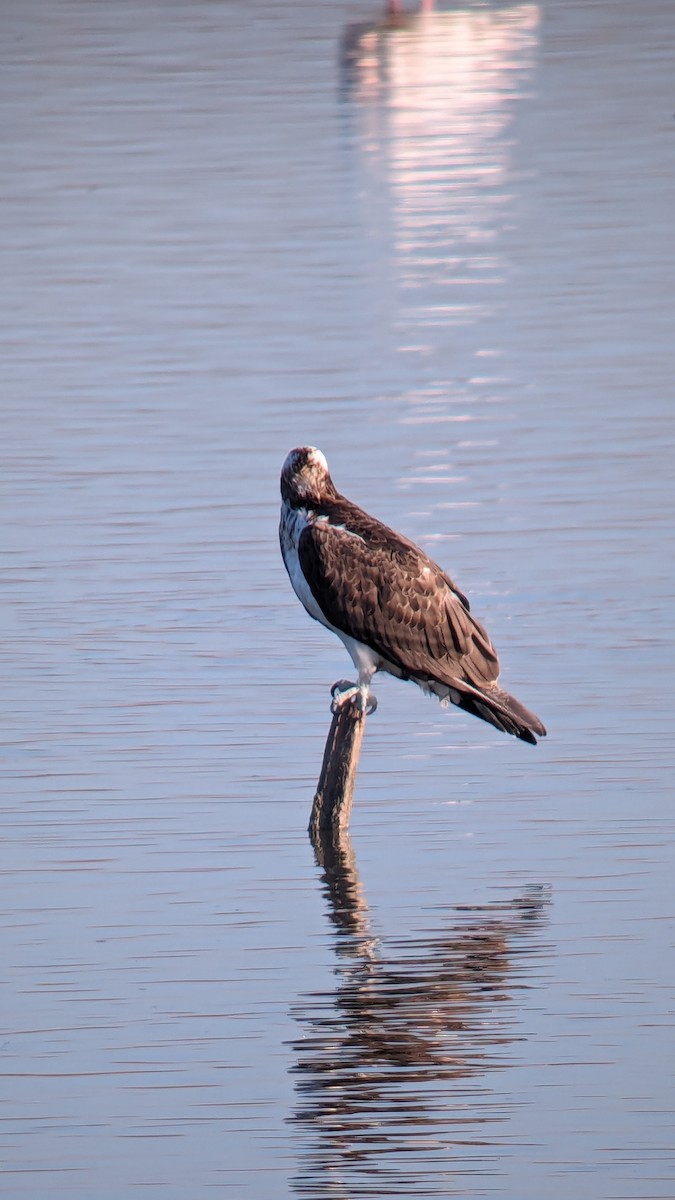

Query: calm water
left=2, top=1, right=674, bottom=1196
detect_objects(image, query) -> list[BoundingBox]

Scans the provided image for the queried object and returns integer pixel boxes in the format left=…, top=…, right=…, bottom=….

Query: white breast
left=279, top=501, right=381, bottom=682
left=280, top=504, right=333, bottom=629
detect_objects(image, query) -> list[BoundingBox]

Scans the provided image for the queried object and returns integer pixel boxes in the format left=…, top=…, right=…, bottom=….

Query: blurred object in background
left=341, top=3, right=540, bottom=406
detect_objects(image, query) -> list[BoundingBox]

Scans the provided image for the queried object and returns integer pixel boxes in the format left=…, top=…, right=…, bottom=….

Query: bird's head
left=280, top=446, right=336, bottom=507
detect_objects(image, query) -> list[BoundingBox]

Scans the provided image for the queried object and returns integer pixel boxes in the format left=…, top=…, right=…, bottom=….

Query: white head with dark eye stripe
left=280, top=446, right=336, bottom=507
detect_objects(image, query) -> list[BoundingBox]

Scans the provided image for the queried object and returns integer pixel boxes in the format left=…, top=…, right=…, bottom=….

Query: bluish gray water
left=2, top=1, right=674, bottom=1197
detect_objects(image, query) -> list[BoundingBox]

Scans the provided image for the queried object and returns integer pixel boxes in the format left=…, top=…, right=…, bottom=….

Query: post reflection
left=289, top=830, right=549, bottom=1198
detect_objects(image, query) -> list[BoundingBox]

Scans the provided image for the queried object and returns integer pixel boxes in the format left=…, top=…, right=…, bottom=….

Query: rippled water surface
left=3, top=1, right=674, bottom=1197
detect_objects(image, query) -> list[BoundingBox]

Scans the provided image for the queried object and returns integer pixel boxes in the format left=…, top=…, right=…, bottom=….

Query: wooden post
left=308, top=694, right=367, bottom=839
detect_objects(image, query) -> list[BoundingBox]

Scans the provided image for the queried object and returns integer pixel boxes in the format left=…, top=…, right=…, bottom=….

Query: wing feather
left=297, top=516, right=500, bottom=690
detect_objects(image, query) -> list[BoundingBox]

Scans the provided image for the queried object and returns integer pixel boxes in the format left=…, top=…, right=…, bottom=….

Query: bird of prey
left=279, top=446, right=546, bottom=744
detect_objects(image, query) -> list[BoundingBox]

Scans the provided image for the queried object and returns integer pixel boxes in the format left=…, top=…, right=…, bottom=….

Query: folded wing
left=297, top=517, right=499, bottom=691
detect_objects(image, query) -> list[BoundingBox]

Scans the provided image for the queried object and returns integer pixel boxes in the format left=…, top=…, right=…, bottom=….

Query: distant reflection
left=341, top=1, right=539, bottom=288
left=340, top=3, right=540, bottom=436
left=289, top=830, right=549, bottom=1198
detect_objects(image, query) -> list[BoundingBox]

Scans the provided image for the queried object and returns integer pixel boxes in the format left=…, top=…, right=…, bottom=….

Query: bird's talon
left=331, top=679, right=355, bottom=700
left=330, top=681, right=360, bottom=713
left=329, top=681, right=378, bottom=715
left=332, top=685, right=378, bottom=715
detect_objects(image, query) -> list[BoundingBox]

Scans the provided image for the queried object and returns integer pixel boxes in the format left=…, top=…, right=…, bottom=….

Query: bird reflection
left=289, top=829, right=549, bottom=1197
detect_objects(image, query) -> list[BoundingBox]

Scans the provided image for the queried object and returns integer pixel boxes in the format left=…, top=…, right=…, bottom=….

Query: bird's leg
left=358, top=665, right=378, bottom=715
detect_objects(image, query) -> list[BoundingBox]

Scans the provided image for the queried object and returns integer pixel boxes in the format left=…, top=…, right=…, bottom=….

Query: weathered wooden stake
left=308, top=694, right=367, bottom=839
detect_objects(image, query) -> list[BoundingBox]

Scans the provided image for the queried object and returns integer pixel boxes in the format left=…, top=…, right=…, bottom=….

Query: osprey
left=279, top=446, right=546, bottom=745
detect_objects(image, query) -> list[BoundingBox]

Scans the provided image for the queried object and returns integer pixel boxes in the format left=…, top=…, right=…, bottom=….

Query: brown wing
left=297, top=516, right=500, bottom=690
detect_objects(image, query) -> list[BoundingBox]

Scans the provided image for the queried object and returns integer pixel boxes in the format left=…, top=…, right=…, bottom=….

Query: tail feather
left=453, top=681, right=546, bottom=745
